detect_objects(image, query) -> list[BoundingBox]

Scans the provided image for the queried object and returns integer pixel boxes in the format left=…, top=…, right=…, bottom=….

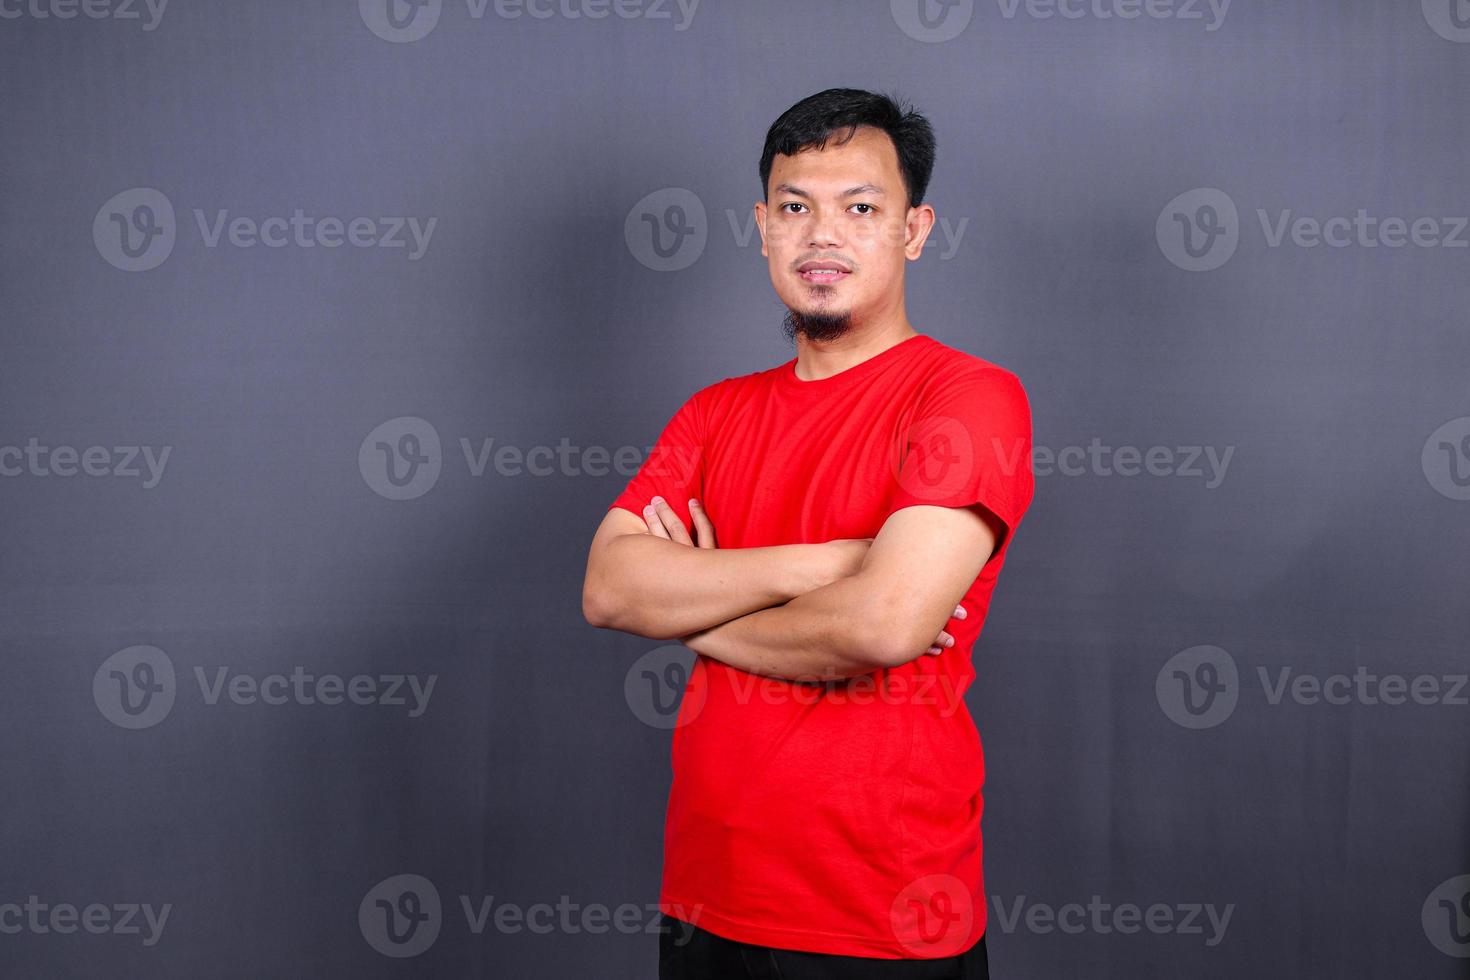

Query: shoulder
left=693, top=358, right=786, bottom=409
left=913, top=336, right=1029, bottom=406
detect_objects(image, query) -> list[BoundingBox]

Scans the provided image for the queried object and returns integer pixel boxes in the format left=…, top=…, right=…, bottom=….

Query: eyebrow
left=773, top=182, right=887, bottom=199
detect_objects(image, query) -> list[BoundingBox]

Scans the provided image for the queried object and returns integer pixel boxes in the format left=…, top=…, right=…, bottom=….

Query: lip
left=797, top=267, right=851, bottom=284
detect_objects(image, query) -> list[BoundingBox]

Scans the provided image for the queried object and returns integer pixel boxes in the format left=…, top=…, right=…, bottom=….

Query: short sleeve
left=607, top=387, right=707, bottom=532
left=885, top=368, right=1034, bottom=548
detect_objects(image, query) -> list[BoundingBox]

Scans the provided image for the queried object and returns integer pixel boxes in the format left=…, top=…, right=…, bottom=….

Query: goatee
left=781, top=306, right=853, bottom=345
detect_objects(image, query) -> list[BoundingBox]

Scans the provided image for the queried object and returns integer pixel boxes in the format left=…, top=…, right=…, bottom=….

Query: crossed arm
left=582, top=494, right=1005, bottom=682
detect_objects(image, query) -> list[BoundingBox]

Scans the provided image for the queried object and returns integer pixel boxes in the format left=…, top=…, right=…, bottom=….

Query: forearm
left=586, top=532, right=834, bottom=640
left=682, top=572, right=904, bottom=682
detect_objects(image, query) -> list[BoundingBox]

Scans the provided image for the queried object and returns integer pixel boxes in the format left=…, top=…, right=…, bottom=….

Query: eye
left=851, top=204, right=875, bottom=215
left=780, top=202, right=806, bottom=214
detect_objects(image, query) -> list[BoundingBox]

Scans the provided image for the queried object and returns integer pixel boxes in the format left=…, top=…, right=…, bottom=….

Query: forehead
left=768, top=125, right=900, bottom=192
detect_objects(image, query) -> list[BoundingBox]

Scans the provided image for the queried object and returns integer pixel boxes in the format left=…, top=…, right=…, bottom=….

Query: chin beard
left=781, top=306, right=853, bottom=344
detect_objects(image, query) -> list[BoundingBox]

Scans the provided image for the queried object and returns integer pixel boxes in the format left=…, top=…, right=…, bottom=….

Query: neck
left=792, top=320, right=920, bottom=382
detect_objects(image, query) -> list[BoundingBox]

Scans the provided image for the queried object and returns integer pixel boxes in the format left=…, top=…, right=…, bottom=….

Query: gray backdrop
left=2, top=0, right=1468, bottom=977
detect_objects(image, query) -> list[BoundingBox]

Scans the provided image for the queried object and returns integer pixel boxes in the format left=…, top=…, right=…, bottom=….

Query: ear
left=754, top=200, right=768, bottom=258
left=904, top=203, right=937, bottom=260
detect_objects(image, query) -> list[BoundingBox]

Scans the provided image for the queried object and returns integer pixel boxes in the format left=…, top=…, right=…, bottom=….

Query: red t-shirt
left=607, top=332, right=1035, bottom=959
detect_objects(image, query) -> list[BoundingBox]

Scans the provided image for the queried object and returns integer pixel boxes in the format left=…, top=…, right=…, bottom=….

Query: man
left=583, top=88, right=1034, bottom=979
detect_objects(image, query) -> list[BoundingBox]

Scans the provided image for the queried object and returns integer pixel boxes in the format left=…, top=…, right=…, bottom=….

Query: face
left=755, top=125, right=935, bottom=344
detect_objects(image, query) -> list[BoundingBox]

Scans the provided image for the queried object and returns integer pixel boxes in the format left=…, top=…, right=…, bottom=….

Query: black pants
left=658, top=913, right=990, bottom=979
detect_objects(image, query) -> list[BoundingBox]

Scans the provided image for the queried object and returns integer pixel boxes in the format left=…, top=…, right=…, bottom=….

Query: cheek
left=764, top=220, right=802, bottom=256
left=856, top=260, right=899, bottom=292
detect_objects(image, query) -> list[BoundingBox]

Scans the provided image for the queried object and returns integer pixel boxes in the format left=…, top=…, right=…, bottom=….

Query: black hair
left=759, top=88, right=936, bottom=211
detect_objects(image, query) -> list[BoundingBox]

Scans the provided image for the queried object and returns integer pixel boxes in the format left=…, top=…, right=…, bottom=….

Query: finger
left=926, top=646, right=942, bottom=655
left=651, top=496, right=693, bottom=546
left=932, top=630, right=954, bottom=648
left=643, top=503, right=671, bottom=540
left=689, top=498, right=718, bottom=549
left=953, top=605, right=967, bottom=620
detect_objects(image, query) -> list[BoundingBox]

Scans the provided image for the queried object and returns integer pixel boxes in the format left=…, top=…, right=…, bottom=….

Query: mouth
left=796, top=262, right=851, bottom=284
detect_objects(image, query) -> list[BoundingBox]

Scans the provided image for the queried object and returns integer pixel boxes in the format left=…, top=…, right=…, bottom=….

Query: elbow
left=838, top=617, right=901, bottom=672
left=582, top=577, right=617, bottom=630
left=864, top=639, right=922, bottom=671
left=584, top=576, right=666, bottom=638
left=851, top=599, right=933, bottom=671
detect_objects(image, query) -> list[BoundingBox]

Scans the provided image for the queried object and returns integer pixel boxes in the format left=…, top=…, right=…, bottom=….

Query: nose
left=806, top=209, right=843, bottom=251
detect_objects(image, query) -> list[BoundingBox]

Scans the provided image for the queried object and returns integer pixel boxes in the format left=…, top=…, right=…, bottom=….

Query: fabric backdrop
left=2, top=1, right=1467, bottom=976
